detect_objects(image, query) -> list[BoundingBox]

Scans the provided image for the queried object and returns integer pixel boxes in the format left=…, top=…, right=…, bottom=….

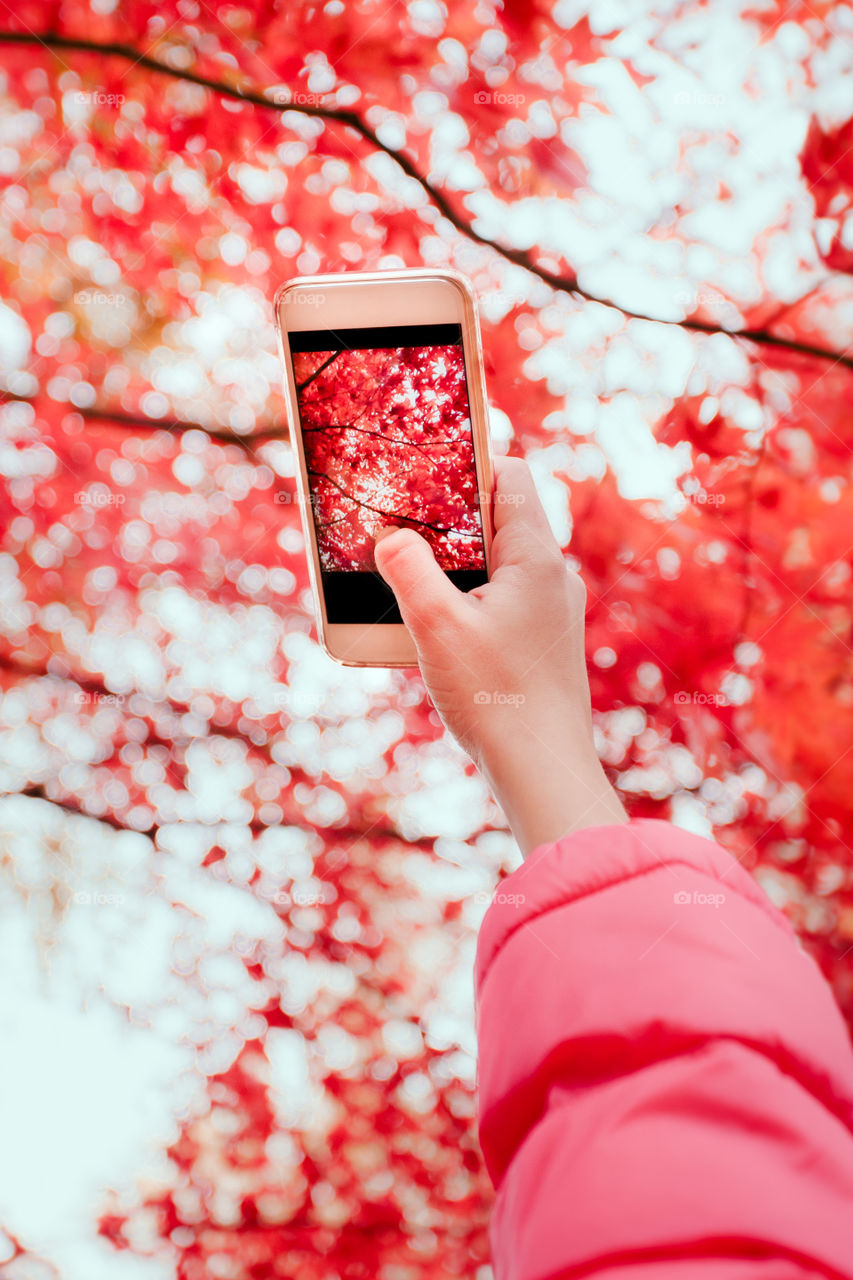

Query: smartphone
left=274, top=268, right=494, bottom=667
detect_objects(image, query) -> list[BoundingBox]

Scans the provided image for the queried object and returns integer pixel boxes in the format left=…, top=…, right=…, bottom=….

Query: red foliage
left=801, top=116, right=853, bottom=272
left=295, top=344, right=485, bottom=571
left=0, top=3, right=852, bottom=1278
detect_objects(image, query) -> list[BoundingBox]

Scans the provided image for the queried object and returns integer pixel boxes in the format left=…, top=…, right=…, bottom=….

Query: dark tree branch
left=301, top=422, right=461, bottom=454
left=0, top=393, right=290, bottom=451
left=0, top=652, right=318, bottom=771
left=306, top=467, right=482, bottom=537
left=76, top=406, right=281, bottom=446
left=0, top=650, right=458, bottom=849
left=296, top=351, right=341, bottom=394
left=0, top=652, right=462, bottom=851
left=75, top=406, right=282, bottom=446
left=315, top=513, right=351, bottom=528
left=4, top=785, right=449, bottom=854
left=1, top=29, right=851, bottom=371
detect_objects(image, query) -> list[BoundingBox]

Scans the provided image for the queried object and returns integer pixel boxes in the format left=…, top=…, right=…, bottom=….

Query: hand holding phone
left=275, top=269, right=493, bottom=666
left=375, top=456, right=629, bottom=855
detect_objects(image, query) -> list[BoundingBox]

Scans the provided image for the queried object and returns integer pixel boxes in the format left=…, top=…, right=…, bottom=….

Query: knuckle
left=538, top=557, right=586, bottom=609
left=566, top=569, right=587, bottom=606
left=412, top=595, right=465, bottom=640
left=539, top=551, right=571, bottom=585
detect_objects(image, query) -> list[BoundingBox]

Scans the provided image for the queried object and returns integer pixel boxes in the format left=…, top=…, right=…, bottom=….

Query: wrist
left=477, top=703, right=628, bottom=857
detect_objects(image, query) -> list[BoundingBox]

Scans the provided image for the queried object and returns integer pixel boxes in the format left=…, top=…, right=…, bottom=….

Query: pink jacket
left=475, top=819, right=853, bottom=1280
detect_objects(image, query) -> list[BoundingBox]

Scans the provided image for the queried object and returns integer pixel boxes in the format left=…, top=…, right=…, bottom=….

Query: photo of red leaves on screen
left=293, top=343, right=486, bottom=573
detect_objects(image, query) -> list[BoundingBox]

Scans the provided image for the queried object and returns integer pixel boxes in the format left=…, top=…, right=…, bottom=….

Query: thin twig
left=307, top=467, right=482, bottom=536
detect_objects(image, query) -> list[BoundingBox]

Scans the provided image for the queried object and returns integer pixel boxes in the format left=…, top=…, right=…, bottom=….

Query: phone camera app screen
left=290, top=323, right=488, bottom=625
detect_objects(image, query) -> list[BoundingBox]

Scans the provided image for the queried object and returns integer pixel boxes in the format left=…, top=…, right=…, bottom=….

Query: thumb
left=373, top=526, right=467, bottom=642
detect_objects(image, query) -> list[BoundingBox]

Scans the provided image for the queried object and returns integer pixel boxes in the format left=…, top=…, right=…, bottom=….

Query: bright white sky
left=1, top=2, right=851, bottom=1276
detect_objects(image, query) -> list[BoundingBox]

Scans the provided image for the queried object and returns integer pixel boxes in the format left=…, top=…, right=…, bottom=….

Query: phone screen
left=290, top=323, right=488, bottom=625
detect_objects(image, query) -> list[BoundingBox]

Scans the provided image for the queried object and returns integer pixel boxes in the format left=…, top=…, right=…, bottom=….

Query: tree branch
left=0, top=393, right=288, bottom=450
left=306, top=467, right=482, bottom=536
left=2, top=29, right=851, bottom=372
left=77, top=405, right=287, bottom=446
left=0, top=651, right=313, bottom=771
left=301, top=422, right=461, bottom=454
left=296, top=351, right=341, bottom=394
left=0, top=652, right=465, bottom=851
left=5, top=784, right=446, bottom=851
left=315, top=512, right=351, bottom=528
left=76, top=405, right=283, bottom=446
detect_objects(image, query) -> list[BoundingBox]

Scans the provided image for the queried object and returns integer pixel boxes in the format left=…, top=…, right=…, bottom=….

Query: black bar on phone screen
left=289, top=324, right=462, bottom=353
left=322, top=569, right=488, bottom=625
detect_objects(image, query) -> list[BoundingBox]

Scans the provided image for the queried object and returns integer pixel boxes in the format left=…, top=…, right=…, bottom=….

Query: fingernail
left=373, top=526, right=399, bottom=546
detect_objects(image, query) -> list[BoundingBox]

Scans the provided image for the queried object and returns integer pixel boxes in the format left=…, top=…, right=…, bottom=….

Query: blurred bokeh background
left=1, top=1, right=853, bottom=1277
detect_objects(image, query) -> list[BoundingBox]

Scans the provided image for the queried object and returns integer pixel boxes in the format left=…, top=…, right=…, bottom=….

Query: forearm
left=478, top=705, right=628, bottom=857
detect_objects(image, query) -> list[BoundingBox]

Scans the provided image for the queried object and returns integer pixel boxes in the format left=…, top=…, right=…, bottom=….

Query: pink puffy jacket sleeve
left=475, top=819, right=853, bottom=1280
